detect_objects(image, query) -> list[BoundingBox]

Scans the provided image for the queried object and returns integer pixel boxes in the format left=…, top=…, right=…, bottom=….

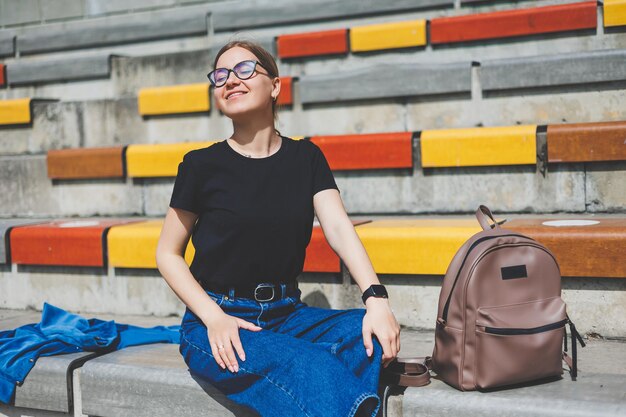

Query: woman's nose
left=225, top=71, right=240, bottom=86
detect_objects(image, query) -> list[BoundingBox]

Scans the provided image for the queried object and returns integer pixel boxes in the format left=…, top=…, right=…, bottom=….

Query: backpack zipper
left=482, top=319, right=568, bottom=335
left=440, top=233, right=528, bottom=323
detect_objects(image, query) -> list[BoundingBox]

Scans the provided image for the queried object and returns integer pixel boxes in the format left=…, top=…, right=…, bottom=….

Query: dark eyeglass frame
left=207, top=60, right=270, bottom=88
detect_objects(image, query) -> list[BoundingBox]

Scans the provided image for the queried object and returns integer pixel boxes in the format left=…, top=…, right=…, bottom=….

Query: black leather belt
left=204, top=281, right=298, bottom=302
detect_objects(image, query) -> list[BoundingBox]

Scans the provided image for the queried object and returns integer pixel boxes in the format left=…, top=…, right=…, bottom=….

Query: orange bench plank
left=547, top=121, right=626, bottom=163
left=506, top=218, right=626, bottom=278
left=47, top=146, right=126, bottom=179
left=0, top=64, right=5, bottom=88
left=310, top=132, right=413, bottom=170
left=431, top=1, right=597, bottom=44
left=277, top=76, right=293, bottom=106
left=10, top=218, right=142, bottom=267
left=304, top=220, right=370, bottom=273
left=277, top=29, right=348, bottom=59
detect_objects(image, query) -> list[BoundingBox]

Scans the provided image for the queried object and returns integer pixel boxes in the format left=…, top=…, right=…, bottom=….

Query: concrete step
left=0, top=142, right=624, bottom=218
left=1, top=1, right=624, bottom=103
left=0, top=307, right=624, bottom=417
left=1, top=214, right=625, bottom=336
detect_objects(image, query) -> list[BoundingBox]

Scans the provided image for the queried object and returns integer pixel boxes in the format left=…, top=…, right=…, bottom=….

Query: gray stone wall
left=0, top=0, right=227, bottom=28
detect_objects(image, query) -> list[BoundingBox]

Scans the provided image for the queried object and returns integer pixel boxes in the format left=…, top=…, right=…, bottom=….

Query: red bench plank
left=10, top=219, right=142, bottom=267
left=506, top=218, right=626, bottom=278
left=431, top=1, right=597, bottom=44
left=547, top=121, right=626, bottom=163
left=277, top=29, right=348, bottom=59
left=277, top=76, right=293, bottom=106
left=310, top=132, right=413, bottom=170
left=304, top=220, right=370, bottom=273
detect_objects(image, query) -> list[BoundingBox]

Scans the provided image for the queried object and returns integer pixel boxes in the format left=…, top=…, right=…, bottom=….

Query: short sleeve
left=169, top=154, right=200, bottom=214
left=312, top=144, right=340, bottom=196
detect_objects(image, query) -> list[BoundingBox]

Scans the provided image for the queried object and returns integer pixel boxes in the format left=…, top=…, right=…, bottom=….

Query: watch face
left=371, top=285, right=388, bottom=297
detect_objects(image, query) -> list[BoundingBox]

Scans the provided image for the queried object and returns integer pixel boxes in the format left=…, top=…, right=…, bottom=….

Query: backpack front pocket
left=474, top=297, right=566, bottom=389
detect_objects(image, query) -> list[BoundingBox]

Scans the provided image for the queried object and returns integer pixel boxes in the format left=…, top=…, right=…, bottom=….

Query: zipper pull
left=436, top=318, right=446, bottom=327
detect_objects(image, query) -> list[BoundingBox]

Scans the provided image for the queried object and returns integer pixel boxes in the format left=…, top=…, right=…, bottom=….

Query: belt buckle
left=254, top=283, right=275, bottom=302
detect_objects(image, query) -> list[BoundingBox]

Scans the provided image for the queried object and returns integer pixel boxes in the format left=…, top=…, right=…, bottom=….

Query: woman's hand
left=362, top=298, right=401, bottom=368
left=204, top=312, right=263, bottom=373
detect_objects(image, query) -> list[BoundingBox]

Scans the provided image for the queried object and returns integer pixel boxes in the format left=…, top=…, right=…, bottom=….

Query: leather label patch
left=501, top=264, right=528, bottom=280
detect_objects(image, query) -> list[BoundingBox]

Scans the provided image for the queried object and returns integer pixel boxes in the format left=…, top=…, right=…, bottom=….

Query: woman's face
left=213, top=46, right=279, bottom=121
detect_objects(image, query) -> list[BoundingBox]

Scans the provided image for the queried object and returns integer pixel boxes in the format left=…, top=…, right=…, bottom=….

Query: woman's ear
left=271, top=77, right=281, bottom=101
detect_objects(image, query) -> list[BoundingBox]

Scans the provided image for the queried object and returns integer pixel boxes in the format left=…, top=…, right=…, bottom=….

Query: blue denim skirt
left=179, top=284, right=383, bottom=417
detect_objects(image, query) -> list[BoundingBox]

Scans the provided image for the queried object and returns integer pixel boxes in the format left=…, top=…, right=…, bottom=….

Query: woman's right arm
left=156, top=207, right=223, bottom=324
left=155, top=207, right=261, bottom=373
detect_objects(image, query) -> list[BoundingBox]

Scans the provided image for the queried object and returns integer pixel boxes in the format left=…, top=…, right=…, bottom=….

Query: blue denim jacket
left=0, top=302, right=180, bottom=404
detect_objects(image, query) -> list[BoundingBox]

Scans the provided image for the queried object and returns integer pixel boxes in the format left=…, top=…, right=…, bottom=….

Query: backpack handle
left=475, top=205, right=504, bottom=230
left=381, top=357, right=432, bottom=387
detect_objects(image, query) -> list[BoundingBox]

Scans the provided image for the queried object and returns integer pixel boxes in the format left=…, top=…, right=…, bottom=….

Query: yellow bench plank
left=126, top=141, right=217, bottom=177
left=350, top=20, right=427, bottom=52
left=0, top=98, right=31, bottom=125
left=107, top=220, right=195, bottom=268
left=138, top=83, right=210, bottom=116
left=355, top=219, right=482, bottom=275
left=604, top=0, right=626, bottom=27
left=420, top=125, right=537, bottom=168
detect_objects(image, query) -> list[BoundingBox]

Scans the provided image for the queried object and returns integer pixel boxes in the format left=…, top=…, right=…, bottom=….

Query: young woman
left=156, top=40, right=401, bottom=417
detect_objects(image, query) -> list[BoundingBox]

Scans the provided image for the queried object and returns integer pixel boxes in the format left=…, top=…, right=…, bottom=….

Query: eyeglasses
left=207, top=60, right=270, bottom=88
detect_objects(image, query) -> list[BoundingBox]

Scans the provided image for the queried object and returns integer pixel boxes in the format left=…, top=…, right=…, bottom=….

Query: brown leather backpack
left=384, top=206, right=585, bottom=391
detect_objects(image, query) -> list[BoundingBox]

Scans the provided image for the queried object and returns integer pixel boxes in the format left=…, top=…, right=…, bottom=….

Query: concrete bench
left=6, top=54, right=117, bottom=87
left=310, top=132, right=413, bottom=171
left=124, top=141, right=217, bottom=178
left=210, top=0, right=452, bottom=32
left=547, top=120, right=626, bottom=164
left=604, top=0, right=626, bottom=27
left=430, top=1, right=597, bottom=45
left=15, top=5, right=214, bottom=55
left=4, top=216, right=626, bottom=278
left=0, top=98, right=35, bottom=126
left=9, top=218, right=142, bottom=268
left=80, top=344, right=258, bottom=417
left=0, top=98, right=59, bottom=126
left=47, top=146, right=126, bottom=180
left=299, top=61, right=471, bottom=104
left=481, top=49, right=626, bottom=92
left=398, top=330, right=626, bottom=417
left=2, top=308, right=624, bottom=417
left=277, top=28, right=349, bottom=59
left=420, top=125, right=537, bottom=168
left=0, top=219, right=51, bottom=264
left=0, top=31, right=15, bottom=58
left=138, top=83, right=211, bottom=117
left=43, top=121, right=626, bottom=181
left=137, top=77, right=294, bottom=117
left=349, top=20, right=427, bottom=53
left=0, top=311, right=98, bottom=415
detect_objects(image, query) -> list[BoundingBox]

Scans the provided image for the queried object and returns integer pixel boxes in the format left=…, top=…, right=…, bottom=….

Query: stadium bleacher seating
left=1, top=0, right=625, bottom=415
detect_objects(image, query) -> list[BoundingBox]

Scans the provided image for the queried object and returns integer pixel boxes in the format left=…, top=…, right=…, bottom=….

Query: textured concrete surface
left=0, top=155, right=144, bottom=217
left=0, top=307, right=623, bottom=417
left=1, top=266, right=625, bottom=337
left=6, top=54, right=113, bottom=87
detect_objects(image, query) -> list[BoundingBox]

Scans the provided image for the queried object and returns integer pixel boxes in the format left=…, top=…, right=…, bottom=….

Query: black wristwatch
left=362, top=284, right=388, bottom=305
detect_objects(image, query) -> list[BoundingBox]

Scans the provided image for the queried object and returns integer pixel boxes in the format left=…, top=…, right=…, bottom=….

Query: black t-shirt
left=169, top=136, right=339, bottom=288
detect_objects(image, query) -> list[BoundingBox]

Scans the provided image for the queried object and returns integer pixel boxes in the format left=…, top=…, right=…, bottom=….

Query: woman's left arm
left=313, top=189, right=401, bottom=367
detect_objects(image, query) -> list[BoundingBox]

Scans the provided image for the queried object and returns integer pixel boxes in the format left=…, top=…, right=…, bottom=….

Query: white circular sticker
left=58, top=220, right=100, bottom=228
left=542, top=220, right=600, bottom=227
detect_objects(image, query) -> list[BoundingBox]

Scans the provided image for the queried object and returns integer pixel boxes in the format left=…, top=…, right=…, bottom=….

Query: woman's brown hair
left=212, top=40, right=281, bottom=123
